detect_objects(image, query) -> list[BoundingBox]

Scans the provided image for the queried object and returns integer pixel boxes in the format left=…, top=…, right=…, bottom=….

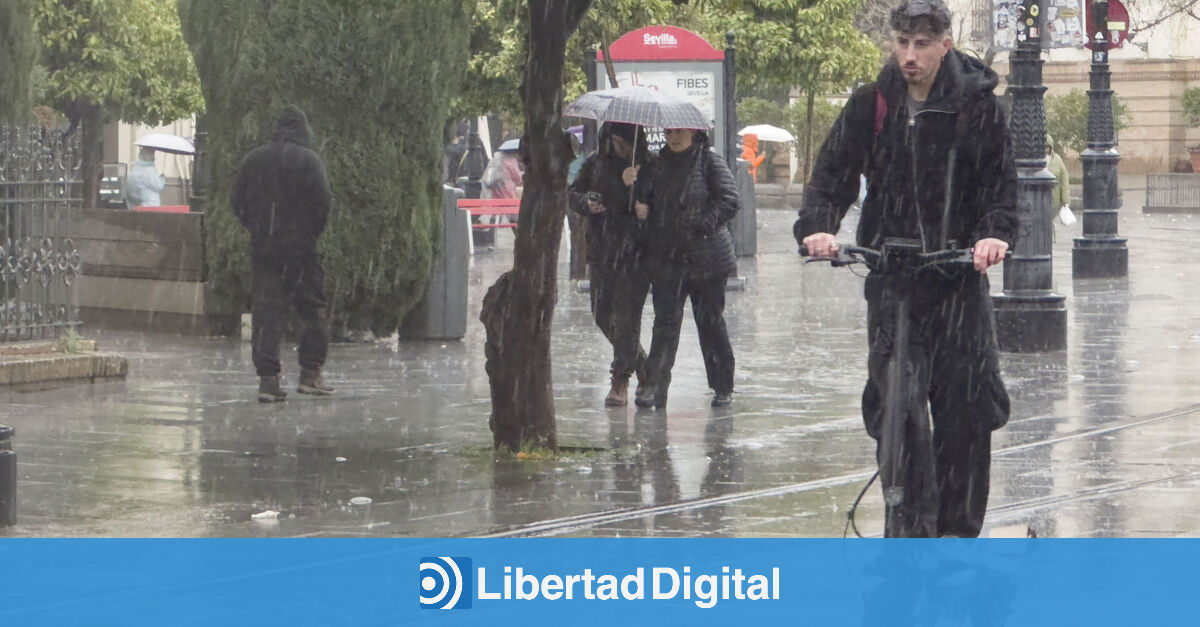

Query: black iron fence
left=0, top=125, right=83, bottom=341
left=1144, top=174, right=1200, bottom=213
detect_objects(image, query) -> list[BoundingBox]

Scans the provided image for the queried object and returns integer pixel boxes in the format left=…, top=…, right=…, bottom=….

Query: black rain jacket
left=794, top=49, right=1018, bottom=260
left=568, top=124, right=651, bottom=268
left=233, top=106, right=332, bottom=262
left=635, top=133, right=740, bottom=281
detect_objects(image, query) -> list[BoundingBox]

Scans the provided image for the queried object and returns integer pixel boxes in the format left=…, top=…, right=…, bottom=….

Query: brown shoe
left=297, top=368, right=334, bottom=396
left=258, top=375, right=287, bottom=403
left=605, top=377, right=629, bottom=407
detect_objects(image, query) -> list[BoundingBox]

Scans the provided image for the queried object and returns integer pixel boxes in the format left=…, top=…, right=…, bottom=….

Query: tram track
left=482, top=401, right=1200, bottom=537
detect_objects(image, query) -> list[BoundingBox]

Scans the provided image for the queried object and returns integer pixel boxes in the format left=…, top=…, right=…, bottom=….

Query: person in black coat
left=568, top=122, right=653, bottom=406
left=633, top=128, right=740, bottom=409
left=794, top=0, right=1019, bottom=538
left=232, top=105, right=334, bottom=402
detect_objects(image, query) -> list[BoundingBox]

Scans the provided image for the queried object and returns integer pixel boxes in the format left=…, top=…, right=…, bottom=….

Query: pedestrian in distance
left=634, top=127, right=740, bottom=410
left=1046, top=135, right=1075, bottom=228
left=568, top=122, right=653, bottom=406
left=232, top=105, right=335, bottom=403
left=795, top=0, right=1019, bottom=537
left=126, top=146, right=165, bottom=208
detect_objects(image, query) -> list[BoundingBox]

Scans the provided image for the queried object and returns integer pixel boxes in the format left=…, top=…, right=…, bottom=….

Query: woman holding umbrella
left=633, top=127, right=740, bottom=409
left=568, top=122, right=652, bottom=406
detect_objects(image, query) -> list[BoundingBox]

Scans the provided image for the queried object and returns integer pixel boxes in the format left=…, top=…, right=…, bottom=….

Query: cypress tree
left=0, top=0, right=37, bottom=122
left=178, top=1, right=472, bottom=336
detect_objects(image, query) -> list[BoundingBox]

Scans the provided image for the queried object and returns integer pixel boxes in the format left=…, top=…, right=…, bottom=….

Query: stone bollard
left=0, top=424, right=14, bottom=526
left=400, top=186, right=469, bottom=340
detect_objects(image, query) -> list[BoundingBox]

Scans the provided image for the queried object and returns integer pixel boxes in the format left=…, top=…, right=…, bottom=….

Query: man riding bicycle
left=795, top=0, right=1019, bottom=537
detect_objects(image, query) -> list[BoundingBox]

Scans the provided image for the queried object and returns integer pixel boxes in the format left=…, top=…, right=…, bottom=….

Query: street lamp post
left=1073, top=0, right=1128, bottom=278
left=458, top=118, right=493, bottom=248
left=189, top=114, right=206, bottom=214
left=993, top=0, right=1068, bottom=352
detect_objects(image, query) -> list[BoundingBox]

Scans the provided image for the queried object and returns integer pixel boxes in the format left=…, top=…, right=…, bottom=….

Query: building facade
left=951, top=0, right=1200, bottom=175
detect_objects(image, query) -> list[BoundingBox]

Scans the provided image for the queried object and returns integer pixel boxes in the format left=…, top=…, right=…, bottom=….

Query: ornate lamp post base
left=994, top=292, right=1068, bottom=352
left=1074, top=148, right=1127, bottom=278
left=1073, top=235, right=1128, bottom=278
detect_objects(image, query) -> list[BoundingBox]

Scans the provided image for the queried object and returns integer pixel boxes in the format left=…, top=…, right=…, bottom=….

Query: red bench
left=457, top=198, right=520, bottom=229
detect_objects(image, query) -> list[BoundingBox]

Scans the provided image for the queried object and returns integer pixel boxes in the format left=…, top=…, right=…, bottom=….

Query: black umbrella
left=565, top=86, right=712, bottom=130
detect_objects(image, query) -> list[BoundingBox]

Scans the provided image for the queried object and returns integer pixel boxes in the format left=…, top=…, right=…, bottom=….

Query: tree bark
left=481, top=0, right=592, bottom=452
left=79, top=105, right=104, bottom=209
left=803, top=90, right=815, bottom=182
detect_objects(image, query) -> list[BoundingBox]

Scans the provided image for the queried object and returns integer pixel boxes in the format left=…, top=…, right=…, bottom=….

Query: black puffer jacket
left=233, top=106, right=332, bottom=262
left=636, top=134, right=740, bottom=280
left=568, top=125, right=650, bottom=268
left=794, top=49, right=1018, bottom=254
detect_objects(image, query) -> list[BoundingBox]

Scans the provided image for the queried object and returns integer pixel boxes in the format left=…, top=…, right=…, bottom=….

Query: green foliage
left=1183, top=87, right=1200, bottom=129
left=456, top=0, right=880, bottom=121
left=1044, top=89, right=1132, bottom=155
left=34, top=0, right=203, bottom=126
left=697, top=0, right=878, bottom=101
left=785, top=96, right=842, bottom=156
left=454, top=0, right=685, bottom=120
left=454, top=0, right=525, bottom=119
left=738, top=96, right=787, bottom=128
left=179, top=1, right=473, bottom=336
left=0, top=0, right=37, bottom=122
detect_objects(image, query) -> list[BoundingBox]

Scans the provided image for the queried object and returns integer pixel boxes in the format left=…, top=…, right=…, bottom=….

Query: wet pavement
left=4, top=187, right=1200, bottom=538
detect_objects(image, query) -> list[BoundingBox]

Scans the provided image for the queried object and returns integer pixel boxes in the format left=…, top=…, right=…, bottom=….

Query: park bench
left=1144, top=174, right=1200, bottom=213
left=457, top=198, right=520, bottom=229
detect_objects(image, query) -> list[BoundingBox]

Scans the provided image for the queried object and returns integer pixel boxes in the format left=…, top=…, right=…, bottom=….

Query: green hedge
left=178, top=1, right=471, bottom=336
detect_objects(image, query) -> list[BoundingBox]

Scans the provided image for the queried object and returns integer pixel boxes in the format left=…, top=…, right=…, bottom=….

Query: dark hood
left=272, top=105, right=314, bottom=147
left=877, top=48, right=999, bottom=111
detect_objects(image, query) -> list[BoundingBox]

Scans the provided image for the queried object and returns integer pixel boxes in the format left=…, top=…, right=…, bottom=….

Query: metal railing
left=0, top=125, right=83, bottom=342
left=1145, top=174, right=1200, bottom=213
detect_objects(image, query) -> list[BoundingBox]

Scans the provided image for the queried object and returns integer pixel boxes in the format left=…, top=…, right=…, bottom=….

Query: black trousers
left=589, top=262, right=650, bottom=379
left=863, top=273, right=1009, bottom=538
left=251, top=253, right=329, bottom=377
left=644, top=273, right=734, bottom=394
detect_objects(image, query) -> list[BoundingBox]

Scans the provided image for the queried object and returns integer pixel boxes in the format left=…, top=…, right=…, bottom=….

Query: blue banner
left=0, top=539, right=1195, bottom=625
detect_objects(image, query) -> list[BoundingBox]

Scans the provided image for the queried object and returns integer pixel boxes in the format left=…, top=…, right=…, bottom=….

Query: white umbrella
left=738, top=124, right=795, bottom=143
left=135, top=133, right=195, bottom=155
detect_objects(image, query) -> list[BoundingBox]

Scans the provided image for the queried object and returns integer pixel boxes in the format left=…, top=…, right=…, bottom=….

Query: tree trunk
left=80, top=105, right=105, bottom=209
left=480, top=0, right=592, bottom=452
left=803, top=91, right=815, bottom=183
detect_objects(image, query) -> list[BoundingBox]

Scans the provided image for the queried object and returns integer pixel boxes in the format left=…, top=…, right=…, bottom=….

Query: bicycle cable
left=843, top=470, right=879, bottom=539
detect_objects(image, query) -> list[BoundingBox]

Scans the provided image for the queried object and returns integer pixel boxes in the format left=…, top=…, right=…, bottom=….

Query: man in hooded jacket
left=795, top=0, right=1018, bottom=537
left=233, top=105, right=334, bottom=402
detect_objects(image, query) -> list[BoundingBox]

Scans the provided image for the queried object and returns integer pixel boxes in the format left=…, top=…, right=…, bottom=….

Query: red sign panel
left=1086, top=0, right=1129, bottom=49
left=600, top=26, right=725, bottom=62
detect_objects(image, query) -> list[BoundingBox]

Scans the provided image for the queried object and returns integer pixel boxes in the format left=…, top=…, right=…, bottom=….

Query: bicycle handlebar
left=800, top=239, right=1009, bottom=273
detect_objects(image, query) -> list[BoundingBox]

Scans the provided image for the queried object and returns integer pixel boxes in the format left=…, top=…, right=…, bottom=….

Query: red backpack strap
left=873, top=87, right=886, bottom=141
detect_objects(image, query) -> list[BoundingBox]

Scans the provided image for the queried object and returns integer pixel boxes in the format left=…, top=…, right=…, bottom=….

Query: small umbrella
left=738, top=124, right=795, bottom=143
left=135, top=133, right=195, bottom=155
left=565, top=86, right=712, bottom=130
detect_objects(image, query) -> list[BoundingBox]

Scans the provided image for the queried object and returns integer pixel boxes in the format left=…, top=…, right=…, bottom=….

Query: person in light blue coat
left=126, top=147, right=165, bottom=208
